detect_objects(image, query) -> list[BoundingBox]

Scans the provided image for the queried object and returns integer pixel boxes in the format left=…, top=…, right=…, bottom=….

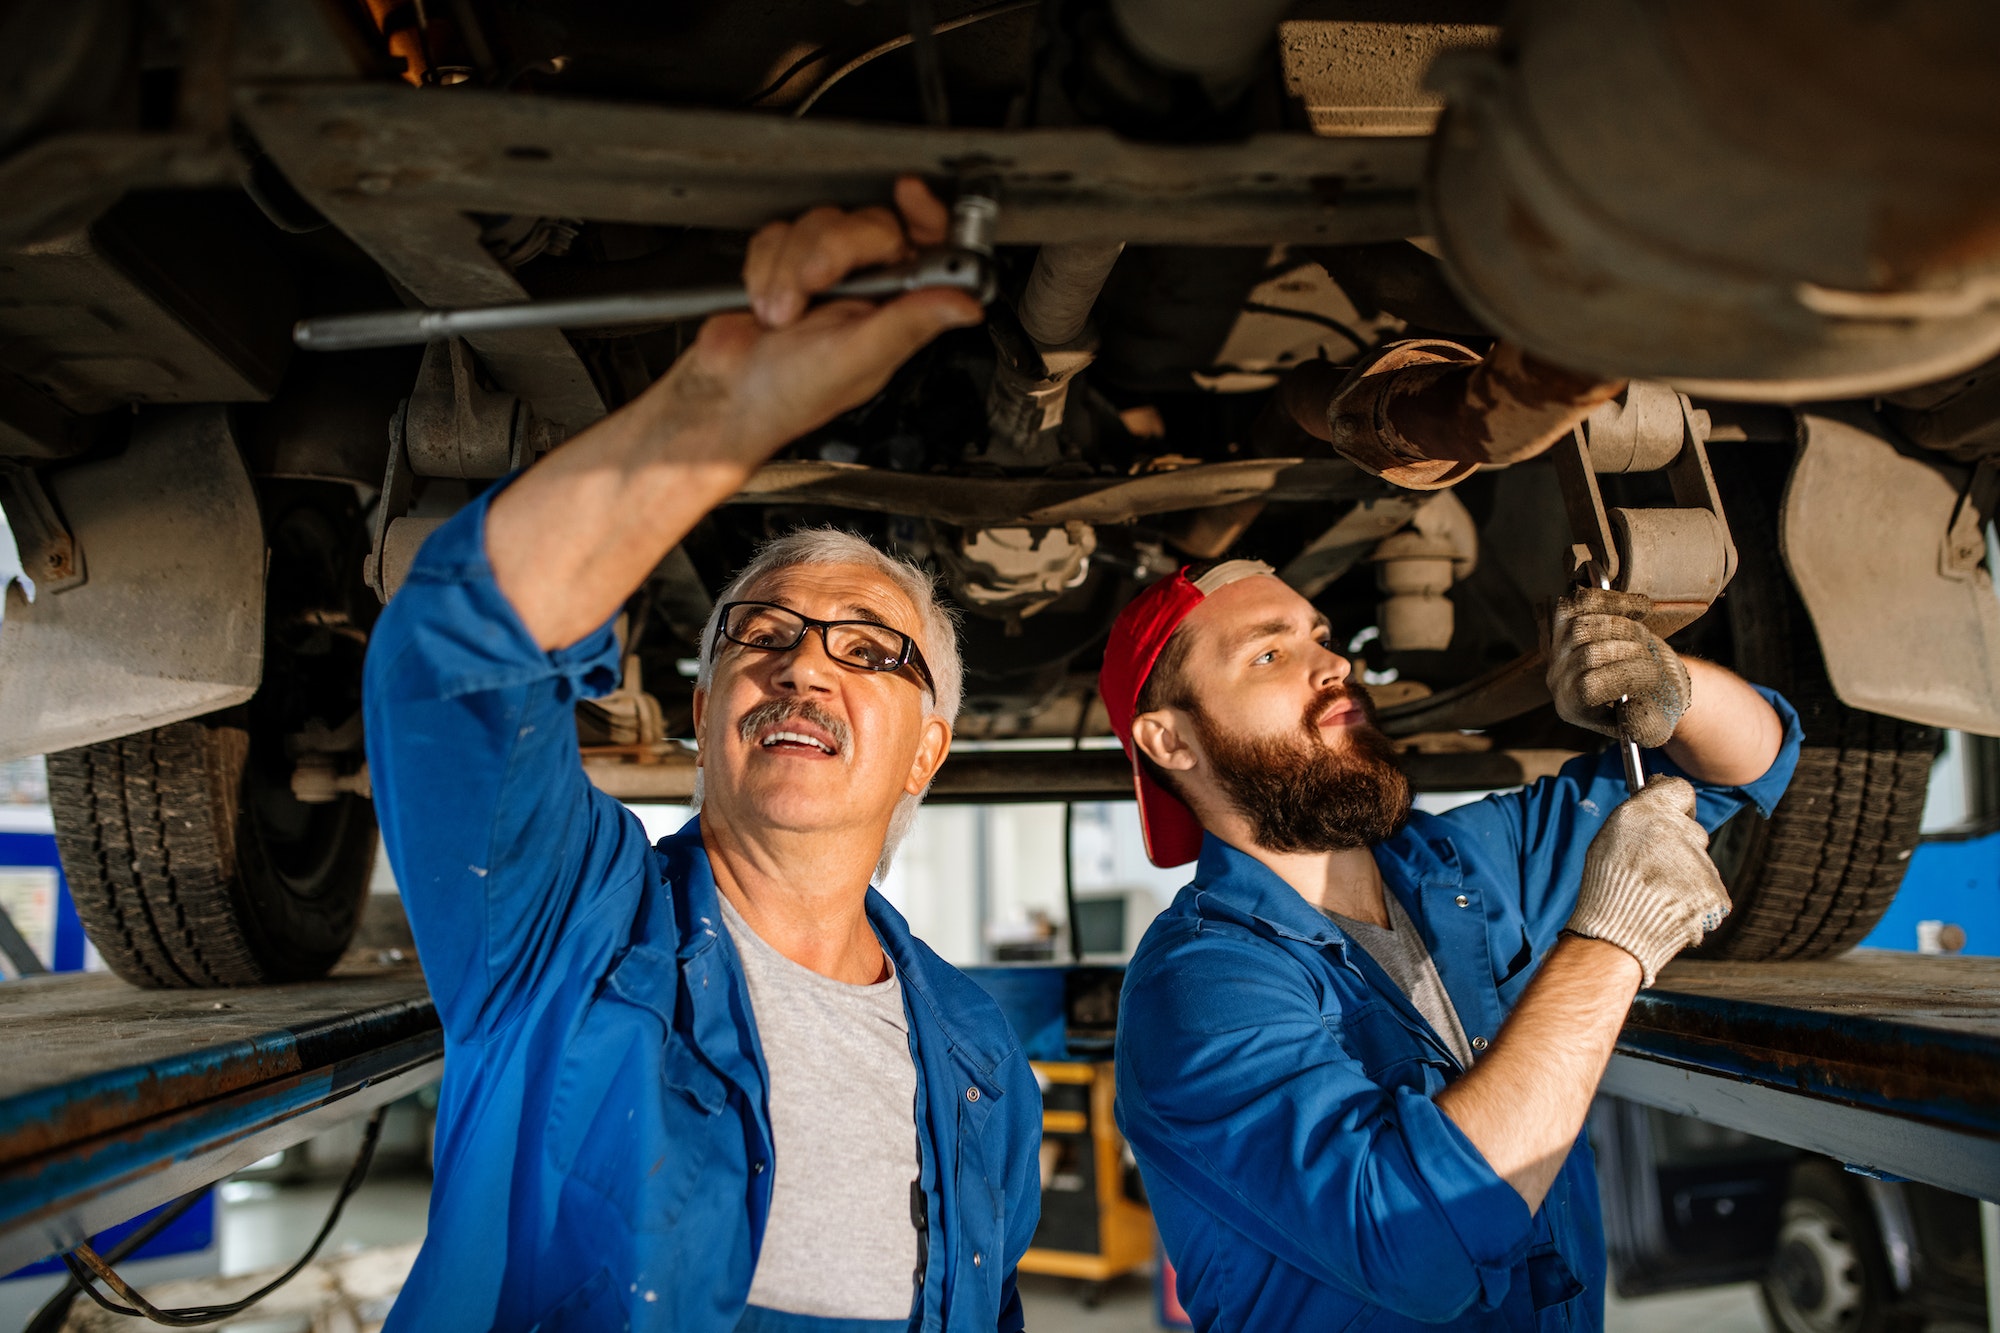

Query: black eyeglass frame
left=711, top=601, right=937, bottom=697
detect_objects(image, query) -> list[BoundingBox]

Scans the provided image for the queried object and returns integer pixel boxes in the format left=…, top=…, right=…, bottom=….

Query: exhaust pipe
left=1278, top=340, right=1625, bottom=489
left=984, top=241, right=1126, bottom=468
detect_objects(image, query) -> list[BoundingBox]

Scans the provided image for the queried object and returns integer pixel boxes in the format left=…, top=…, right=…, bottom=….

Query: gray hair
left=689, top=528, right=962, bottom=879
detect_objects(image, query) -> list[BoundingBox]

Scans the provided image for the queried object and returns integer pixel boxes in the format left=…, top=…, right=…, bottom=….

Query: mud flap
left=0, top=407, right=263, bottom=760
left=1782, top=408, right=2000, bottom=735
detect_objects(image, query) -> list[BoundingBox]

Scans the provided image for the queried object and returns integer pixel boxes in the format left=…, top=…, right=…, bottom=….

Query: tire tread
left=48, top=722, right=270, bottom=987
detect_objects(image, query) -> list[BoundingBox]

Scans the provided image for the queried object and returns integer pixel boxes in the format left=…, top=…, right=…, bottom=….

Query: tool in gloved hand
left=293, top=191, right=1000, bottom=352
left=1545, top=571, right=1692, bottom=794
left=1565, top=774, right=1730, bottom=986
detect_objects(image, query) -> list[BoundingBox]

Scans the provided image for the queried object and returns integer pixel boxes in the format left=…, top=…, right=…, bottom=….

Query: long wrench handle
left=294, top=249, right=991, bottom=352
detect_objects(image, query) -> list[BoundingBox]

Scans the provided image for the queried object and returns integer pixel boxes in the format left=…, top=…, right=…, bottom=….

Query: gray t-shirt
left=719, top=894, right=921, bottom=1320
left=1325, top=893, right=1477, bottom=1069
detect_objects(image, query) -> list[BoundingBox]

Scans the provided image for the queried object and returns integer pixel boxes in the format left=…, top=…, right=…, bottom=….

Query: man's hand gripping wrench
left=1579, top=560, right=1648, bottom=797
left=293, top=192, right=999, bottom=352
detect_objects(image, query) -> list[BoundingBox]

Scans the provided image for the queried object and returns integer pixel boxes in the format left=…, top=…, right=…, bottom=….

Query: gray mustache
left=736, top=698, right=853, bottom=758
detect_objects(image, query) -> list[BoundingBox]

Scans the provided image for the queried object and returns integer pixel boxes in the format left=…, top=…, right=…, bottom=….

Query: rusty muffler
left=1277, top=339, right=1624, bottom=489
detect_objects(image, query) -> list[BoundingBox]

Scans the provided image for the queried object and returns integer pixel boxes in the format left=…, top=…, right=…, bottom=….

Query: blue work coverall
left=363, top=491, right=1042, bottom=1332
left=1116, top=693, right=1802, bottom=1333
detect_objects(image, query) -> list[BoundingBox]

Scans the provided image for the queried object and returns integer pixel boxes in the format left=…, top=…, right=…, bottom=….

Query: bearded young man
left=1100, top=560, right=1803, bottom=1333
left=363, top=181, right=1040, bottom=1333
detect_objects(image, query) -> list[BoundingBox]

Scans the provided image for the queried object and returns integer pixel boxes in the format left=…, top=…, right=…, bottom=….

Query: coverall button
left=1454, top=894, right=1470, bottom=908
left=753, top=1160, right=767, bottom=1173
left=973, top=1252, right=983, bottom=1267
left=1471, top=1035, right=1490, bottom=1051
left=965, top=1086, right=980, bottom=1103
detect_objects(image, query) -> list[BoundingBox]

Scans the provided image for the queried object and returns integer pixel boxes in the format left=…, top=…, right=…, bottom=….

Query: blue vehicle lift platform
left=0, top=950, right=1994, bottom=1276
left=0, top=961, right=439, bottom=1275
left=1605, top=951, right=2000, bottom=1202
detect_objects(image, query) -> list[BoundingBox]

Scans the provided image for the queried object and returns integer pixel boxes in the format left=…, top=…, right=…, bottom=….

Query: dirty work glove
left=1545, top=587, right=1691, bottom=749
left=1565, top=776, right=1730, bottom=987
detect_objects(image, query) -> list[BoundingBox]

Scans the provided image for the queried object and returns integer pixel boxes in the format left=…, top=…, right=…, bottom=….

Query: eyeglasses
left=712, top=601, right=936, bottom=697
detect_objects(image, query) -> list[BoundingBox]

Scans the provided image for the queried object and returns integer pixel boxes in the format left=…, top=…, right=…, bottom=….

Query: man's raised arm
left=364, top=180, right=982, bottom=1037
left=1435, top=585, right=1796, bottom=1210
left=1436, top=775, right=1732, bottom=1210
left=485, top=176, right=983, bottom=649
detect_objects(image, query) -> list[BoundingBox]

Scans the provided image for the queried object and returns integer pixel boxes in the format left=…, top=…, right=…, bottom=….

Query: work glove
left=1545, top=587, right=1691, bottom=749
left=1565, top=775, right=1730, bottom=987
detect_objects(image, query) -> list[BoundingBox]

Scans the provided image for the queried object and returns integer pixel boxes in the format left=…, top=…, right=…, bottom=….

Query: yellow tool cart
left=1020, top=1060, right=1154, bottom=1292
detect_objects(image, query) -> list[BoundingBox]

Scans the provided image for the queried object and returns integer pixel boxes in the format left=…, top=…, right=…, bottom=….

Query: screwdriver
left=294, top=192, right=999, bottom=353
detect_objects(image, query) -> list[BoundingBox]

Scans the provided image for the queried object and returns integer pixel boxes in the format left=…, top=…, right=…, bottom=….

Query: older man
left=1100, top=561, right=1803, bottom=1332
left=363, top=181, right=1036, bottom=1333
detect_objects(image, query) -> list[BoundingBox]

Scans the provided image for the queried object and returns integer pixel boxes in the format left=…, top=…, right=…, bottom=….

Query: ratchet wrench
left=1580, top=561, right=1648, bottom=795
left=294, top=192, right=999, bottom=353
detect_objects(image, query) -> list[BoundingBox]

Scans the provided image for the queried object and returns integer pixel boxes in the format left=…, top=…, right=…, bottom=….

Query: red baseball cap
left=1099, top=559, right=1275, bottom=867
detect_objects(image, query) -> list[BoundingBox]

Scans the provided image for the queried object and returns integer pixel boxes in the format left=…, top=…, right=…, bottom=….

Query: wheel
left=1759, top=1161, right=1916, bottom=1333
left=47, top=716, right=374, bottom=986
left=45, top=484, right=377, bottom=986
left=1693, top=449, right=1939, bottom=960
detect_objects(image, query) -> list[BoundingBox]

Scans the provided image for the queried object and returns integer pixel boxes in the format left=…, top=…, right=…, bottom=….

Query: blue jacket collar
left=658, top=817, right=1013, bottom=1098
left=655, top=817, right=728, bottom=962
left=1373, top=810, right=1468, bottom=894
left=869, top=890, right=1011, bottom=1096
left=1190, top=834, right=1343, bottom=945
left=1189, top=821, right=1467, bottom=944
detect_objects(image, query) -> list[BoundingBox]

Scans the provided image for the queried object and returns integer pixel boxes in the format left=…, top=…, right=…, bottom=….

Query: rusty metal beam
left=725, top=456, right=1378, bottom=527
left=0, top=0, right=374, bottom=249
left=581, top=743, right=1577, bottom=803
left=235, top=83, right=1427, bottom=247
left=234, top=89, right=607, bottom=428
left=269, top=191, right=604, bottom=429
left=0, top=133, right=238, bottom=250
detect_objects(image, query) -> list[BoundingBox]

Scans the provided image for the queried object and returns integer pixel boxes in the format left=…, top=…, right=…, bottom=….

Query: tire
left=1759, top=1161, right=1917, bottom=1333
left=47, top=717, right=374, bottom=986
left=1694, top=450, right=1939, bottom=960
left=45, top=484, right=377, bottom=987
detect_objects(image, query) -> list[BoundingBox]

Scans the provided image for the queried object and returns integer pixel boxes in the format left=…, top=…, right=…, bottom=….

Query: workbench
left=0, top=962, right=439, bottom=1275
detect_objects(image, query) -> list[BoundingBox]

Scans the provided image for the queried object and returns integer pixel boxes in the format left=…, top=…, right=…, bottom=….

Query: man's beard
left=1191, top=683, right=1412, bottom=854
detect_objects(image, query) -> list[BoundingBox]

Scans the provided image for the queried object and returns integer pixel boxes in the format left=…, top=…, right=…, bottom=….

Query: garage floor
left=1016, top=1273, right=1773, bottom=1333
left=213, top=1166, right=1777, bottom=1333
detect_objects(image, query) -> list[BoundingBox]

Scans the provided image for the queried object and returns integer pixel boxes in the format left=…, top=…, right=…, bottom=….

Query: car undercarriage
left=0, top=0, right=1997, bottom=984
